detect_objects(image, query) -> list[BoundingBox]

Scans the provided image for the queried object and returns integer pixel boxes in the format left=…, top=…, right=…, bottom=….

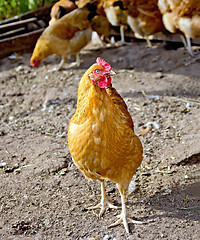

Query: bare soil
left=0, top=40, right=200, bottom=240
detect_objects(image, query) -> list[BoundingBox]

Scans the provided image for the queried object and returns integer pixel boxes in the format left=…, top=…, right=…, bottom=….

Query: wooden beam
left=0, top=28, right=44, bottom=58
left=0, top=27, right=25, bottom=38
left=0, top=18, right=37, bottom=32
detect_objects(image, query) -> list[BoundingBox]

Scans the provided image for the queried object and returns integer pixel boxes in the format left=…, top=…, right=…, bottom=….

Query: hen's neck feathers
left=72, top=67, right=134, bottom=131
left=74, top=71, right=108, bottom=124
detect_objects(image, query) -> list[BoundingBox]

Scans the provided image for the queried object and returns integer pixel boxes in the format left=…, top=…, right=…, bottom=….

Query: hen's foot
left=114, top=41, right=126, bottom=47
left=108, top=192, right=144, bottom=233
left=69, top=60, right=83, bottom=68
left=69, top=62, right=79, bottom=68
left=69, top=53, right=83, bottom=68
left=108, top=214, right=144, bottom=234
left=87, top=200, right=119, bottom=217
left=48, top=58, right=65, bottom=71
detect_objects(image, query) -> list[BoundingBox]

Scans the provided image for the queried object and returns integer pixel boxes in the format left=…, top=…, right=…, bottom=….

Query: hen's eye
left=94, top=69, right=100, bottom=73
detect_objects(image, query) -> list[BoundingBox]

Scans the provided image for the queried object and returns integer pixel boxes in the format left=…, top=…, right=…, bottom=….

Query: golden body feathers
left=68, top=63, right=143, bottom=194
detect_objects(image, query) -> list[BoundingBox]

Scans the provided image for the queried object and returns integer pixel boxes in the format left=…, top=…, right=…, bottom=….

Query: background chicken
left=30, top=5, right=97, bottom=70
left=124, top=0, right=165, bottom=47
left=101, top=0, right=128, bottom=43
left=91, top=15, right=112, bottom=43
left=76, top=0, right=112, bottom=44
left=49, top=0, right=77, bottom=25
left=68, top=57, right=143, bottom=233
left=158, top=0, right=200, bottom=55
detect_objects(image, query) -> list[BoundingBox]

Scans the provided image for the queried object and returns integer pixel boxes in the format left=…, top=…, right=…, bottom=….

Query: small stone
left=15, top=65, right=23, bottom=72
left=81, top=207, right=87, bottom=212
left=161, top=189, right=172, bottom=195
left=0, top=162, right=6, bottom=167
left=155, top=72, right=164, bottom=79
left=9, top=116, right=14, bottom=121
left=103, top=235, right=110, bottom=240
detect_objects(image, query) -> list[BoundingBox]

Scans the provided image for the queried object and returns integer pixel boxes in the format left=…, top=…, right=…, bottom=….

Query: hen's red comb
left=96, top=57, right=111, bottom=72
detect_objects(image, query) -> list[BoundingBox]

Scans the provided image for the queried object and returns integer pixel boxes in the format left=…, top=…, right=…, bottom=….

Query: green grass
left=0, top=0, right=55, bottom=21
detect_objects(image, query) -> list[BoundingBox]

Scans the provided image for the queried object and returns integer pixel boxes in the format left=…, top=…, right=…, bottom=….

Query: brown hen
left=68, top=57, right=143, bottom=233
left=125, top=0, right=165, bottom=47
left=30, top=5, right=97, bottom=70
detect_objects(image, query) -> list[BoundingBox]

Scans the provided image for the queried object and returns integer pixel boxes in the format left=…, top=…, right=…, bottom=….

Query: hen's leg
left=180, top=35, right=187, bottom=49
left=145, top=36, right=152, bottom=48
left=108, top=189, right=143, bottom=234
left=186, top=35, right=194, bottom=56
left=120, top=25, right=125, bottom=43
left=49, top=58, right=65, bottom=72
left=180, top=35, right=194, bottom=56
left=69, top=53, right=83, bottom=68
left=56, top=58, right=65, bottom=71
left=87, top=180, right=119, bottom=217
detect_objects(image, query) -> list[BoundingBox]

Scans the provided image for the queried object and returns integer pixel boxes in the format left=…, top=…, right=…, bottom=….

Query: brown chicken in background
left=76, top=0, right=112, bottom=43
left=68, top=57, right=143, bottom=233
left=49, top=0, right=77, bottom=25
left=91, top=15, right=112, bottom=43
left=124, top=0, right=165, bottom=47
left=158, top=0, right=200, bottom=55
left=30, top=5, right=97, bottom=71
left=101, top=0, right=128, bottom=43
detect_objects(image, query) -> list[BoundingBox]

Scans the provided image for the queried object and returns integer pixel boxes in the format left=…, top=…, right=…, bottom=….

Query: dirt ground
left=0, top=39, right=200, bottom=240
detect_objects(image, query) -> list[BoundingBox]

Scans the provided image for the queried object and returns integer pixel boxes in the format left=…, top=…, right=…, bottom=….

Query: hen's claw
left=69, top=53, right=82, bottom=68
left=108, top=192, right=144, bottom=233
left=108, top=214, right=144, bottom=233
left=69, top=61, right=80, bottom=68
left=87, top=200, right=119, bottom=217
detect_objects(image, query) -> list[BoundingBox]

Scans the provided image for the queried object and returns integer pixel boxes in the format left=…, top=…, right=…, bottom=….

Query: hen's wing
left=59, top=7, right=92, bottom=29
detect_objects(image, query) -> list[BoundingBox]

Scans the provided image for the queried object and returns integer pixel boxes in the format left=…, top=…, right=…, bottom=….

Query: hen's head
left=30, top=36, right=51, bottom=67
left=30, top=57, right=41, bottom=67
left=88, top=57, right=115, bottom=88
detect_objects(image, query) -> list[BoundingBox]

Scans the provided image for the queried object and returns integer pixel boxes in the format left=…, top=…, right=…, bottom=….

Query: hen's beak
left=107, top=70, right=116, bottom=76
